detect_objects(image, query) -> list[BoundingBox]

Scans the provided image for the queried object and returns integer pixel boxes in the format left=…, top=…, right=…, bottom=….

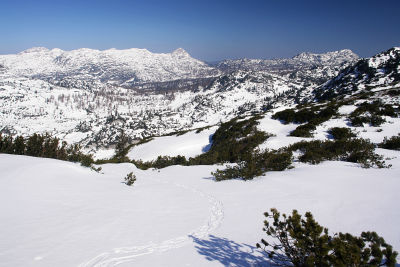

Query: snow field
left=1, top=148, right=400, bottom=266
left=0, top=155, right=220, bottom=266
left=127, top=127, right=217, bottom=161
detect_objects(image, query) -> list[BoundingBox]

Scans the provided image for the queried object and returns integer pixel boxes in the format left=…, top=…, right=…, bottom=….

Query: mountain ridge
left=0, top=46, right=218, bottom=85
left=216, top=49, right=359, bottom=71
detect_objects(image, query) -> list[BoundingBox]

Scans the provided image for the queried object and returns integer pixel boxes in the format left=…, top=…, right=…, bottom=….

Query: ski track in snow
left=79, top=177, right=224, bottom=267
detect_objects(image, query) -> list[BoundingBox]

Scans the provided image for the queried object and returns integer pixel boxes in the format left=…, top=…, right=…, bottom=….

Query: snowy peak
left=18, top=47, right=50, bottom=54
left=292, top=49, right=359, bottom=65
left=172, top=48, right=190, bottom=57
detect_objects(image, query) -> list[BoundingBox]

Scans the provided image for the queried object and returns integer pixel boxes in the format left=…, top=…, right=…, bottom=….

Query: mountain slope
left=1, top=148, right=400, bottom=266
left=314, top=47, right=400, bottom=100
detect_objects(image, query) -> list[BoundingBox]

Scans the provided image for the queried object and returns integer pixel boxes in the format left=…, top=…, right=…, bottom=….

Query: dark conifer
left=13, top=136, right=25, bottom=155
left=257, top=209, right=398, bottom=266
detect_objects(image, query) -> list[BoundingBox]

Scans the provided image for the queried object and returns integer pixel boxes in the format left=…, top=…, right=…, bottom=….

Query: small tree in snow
left=124, top=172, right=136, bottom=186
left=114, top=130, right=130, bottom=161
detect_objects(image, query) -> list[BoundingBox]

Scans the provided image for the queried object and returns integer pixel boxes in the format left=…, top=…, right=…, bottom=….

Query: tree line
left=0, top=133, right=94, bottom=167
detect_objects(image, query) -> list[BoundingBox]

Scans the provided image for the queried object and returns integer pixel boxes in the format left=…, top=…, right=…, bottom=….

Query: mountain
left=292, top=49, right=359, bottom=65
left=0, top=47, right=364, bottom=156
left=314, top=47, right=400, bottom=100
left=216, top=49, right=359, bottom=83
left=0, top=47, right=219, bottom=87
left=217, top=49, right=359, bottom=71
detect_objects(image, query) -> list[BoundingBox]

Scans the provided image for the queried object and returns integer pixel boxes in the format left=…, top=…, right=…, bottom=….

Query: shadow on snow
left=190, top=234, right=271, bottom=266
left=201, top=134, right=214, bottom=153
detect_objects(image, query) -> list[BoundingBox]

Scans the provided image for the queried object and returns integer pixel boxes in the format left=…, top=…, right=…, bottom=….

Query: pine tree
left=257, top=209, right=398, bottom=266
left=26, top=133, right=44, bottom=157
left=13, top=136, right=25, bottom=155
left=114, top=130, right=129, bottom=162
left=0, top=134, right=13, bottom=153
left=124, top=172, right=136, bottom=186
left=42, top=134, right=59, bottom=158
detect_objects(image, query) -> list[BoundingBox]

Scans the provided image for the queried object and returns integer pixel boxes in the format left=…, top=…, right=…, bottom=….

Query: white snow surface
left=1, top=149, right=400, bottom=266
left=257, top=115, right=307, bottom=150
left=128, top=127, right=217, bottom=161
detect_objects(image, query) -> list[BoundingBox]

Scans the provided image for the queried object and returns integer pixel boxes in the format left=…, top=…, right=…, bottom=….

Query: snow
left=357, top=116, right=400, bottom=143
left=0, top=155, right=220, bottom=266
left=91, top=147, right=116, bottom=160
left=1, top=149, right=399, bottom=266
left=127, top=127, right=217, bottom=161
left=338, top=104, right=357, bottom=115
left=257, top=115, right=309, bottom=150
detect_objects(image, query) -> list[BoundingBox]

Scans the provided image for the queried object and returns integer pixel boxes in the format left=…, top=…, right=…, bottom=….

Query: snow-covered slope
left=127, top=126, right=217, bottom=161
left=0, top=70, right=304, bottom=154
left=127, top=89, right=400, bottom=159
left=1, top=150, right=399, bottom=266
left=314, top=47, right=400, bottom=100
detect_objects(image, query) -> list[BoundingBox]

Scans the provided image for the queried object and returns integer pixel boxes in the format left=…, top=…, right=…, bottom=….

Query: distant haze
left=0, top=0, right=399, bottom=61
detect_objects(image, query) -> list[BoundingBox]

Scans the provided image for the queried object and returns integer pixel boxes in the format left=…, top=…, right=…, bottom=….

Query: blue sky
left=0, top=0, right=399, bottom=61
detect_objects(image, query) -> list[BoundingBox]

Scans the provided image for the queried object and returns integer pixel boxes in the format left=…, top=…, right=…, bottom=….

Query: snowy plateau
left=1, top=46, right=400, bottom=266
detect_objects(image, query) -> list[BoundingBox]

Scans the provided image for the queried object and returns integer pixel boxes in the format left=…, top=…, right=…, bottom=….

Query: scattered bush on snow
left=328, top=127, right=356, bottom=140
left=379, top=135, right=400, bottom=151
left=212, top=150, right=293, bottom=181
left=288, top=138, right=387, bottom=168
left=131, top=116, right=273, bottom=170
left=349, top=100, right=399, bottom=127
